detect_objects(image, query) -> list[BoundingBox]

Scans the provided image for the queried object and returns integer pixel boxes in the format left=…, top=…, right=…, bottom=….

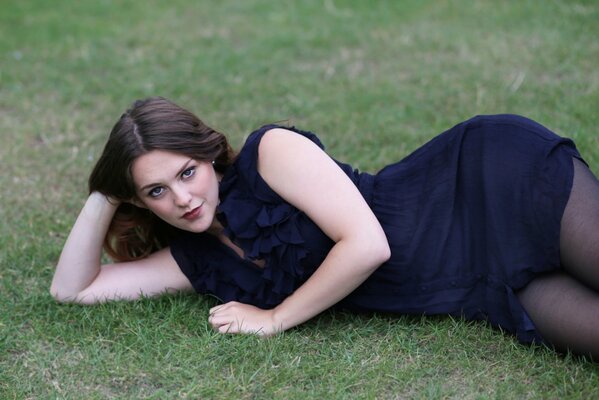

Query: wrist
left=82, top=192, right=120, bottom=222
left=88, top=191, right=119, bottom=209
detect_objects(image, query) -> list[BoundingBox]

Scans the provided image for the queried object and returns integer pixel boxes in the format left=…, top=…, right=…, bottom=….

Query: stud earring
left=211, top=160, right=215, bottom=165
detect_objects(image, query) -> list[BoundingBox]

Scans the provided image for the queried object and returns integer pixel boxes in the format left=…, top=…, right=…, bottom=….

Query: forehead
left=131, top=150, right=191, bottom=188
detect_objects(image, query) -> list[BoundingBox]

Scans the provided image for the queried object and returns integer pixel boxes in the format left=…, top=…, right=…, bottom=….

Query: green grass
left=1, top=0, right=598, bottom=398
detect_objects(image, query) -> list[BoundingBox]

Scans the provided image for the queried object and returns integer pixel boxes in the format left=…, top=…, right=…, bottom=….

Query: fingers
left=207, top=302, right=276, bottom=336
left=209, top=301, right=238, bottom=316
left=210, top=317, right=246, bottom=335
left=208, top=302, right=241, bottom=334
left=217, top=322, right=233, bottom=334
left=208, top=302, right=235, bottom=325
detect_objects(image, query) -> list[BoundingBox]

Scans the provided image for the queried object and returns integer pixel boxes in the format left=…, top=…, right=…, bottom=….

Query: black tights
left=517, top=158, right=599, bottom=359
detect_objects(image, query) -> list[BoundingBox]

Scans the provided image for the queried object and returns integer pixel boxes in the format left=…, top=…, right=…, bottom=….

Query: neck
left=207, top=217, right=224, bottom=236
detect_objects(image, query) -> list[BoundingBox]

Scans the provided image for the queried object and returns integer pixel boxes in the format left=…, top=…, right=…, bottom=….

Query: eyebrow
left=138, top=158, right=194, bottom=192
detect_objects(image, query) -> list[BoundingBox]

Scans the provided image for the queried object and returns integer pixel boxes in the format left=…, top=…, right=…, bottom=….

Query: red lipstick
left=182, top=204, right=203, bottom=220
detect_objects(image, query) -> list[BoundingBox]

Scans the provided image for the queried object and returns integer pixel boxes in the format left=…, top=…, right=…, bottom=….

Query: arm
left=50, top=192, right=192, bottom=304
left=208, top=129, right=390, bottom=335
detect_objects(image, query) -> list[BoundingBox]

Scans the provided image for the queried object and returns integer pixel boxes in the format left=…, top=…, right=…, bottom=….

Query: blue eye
left=149, top=187, right=164, bottom=197
left=182, top=167, right=195, bottom=179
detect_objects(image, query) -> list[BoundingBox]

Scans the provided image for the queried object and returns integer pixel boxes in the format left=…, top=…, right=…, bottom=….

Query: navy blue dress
left=170, top=114, right=583, bottom=344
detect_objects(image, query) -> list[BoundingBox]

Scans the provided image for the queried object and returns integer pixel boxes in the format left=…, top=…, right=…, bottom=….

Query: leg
left=559, top=158, right=599, bottom=288
left=517, top=272, right=599, bottom=359
left=517, top=158, right=599, bottom=358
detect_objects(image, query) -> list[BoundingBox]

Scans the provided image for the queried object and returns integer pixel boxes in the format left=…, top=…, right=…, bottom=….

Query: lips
left=182, top=204, right=203, bottom=220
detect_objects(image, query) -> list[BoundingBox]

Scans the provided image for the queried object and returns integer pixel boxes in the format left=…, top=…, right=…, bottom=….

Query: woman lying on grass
left=51, top=97, right=599, bottom=359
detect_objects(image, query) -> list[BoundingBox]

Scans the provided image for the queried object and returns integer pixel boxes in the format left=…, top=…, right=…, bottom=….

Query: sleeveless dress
left=170, top=114, right=584, bottom=344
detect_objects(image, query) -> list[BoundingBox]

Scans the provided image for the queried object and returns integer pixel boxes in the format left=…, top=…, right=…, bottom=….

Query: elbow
left=374, top=238, right=391, bottom=266
left=361, top=234, right=391, bottom=271
left=381, top=241, right=391, bottom=264
left=49, top=281, right=78, bottom=304
left=344, top=228, right=391, bottom=272
left=49, top=287, right=71, bottom=304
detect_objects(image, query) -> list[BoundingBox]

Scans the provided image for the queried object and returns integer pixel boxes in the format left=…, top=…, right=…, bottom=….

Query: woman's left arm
left=208, top=128, right=391, bottom=335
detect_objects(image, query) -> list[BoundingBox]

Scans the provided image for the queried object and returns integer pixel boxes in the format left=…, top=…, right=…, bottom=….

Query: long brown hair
left=88, top=97, right=235, bottom=261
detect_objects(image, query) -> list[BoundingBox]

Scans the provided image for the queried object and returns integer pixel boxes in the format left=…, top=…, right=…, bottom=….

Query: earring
left=211, top=160, right=215, bottom=165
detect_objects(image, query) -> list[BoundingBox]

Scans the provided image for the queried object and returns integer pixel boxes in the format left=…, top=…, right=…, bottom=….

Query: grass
left=1, top=0, right=598, bottom=398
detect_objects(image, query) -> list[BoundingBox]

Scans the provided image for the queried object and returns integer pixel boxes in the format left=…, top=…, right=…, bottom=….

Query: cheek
left=210, top=178, right=220, bottom=201
left=197, top=172, right=219, bottom=197
left=147, top=200, right=172, bottom=217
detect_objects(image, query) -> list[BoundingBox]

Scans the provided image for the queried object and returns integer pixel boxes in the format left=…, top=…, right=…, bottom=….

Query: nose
left=172, top=185, right=192, bottom=208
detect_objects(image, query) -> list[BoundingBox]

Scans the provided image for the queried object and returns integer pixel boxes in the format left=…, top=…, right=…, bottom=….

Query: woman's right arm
left=50, top=192, right=192, bottom=304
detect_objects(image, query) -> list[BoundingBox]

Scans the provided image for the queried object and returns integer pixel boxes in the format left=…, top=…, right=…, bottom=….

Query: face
left=131, top=150, right=220, bottom=233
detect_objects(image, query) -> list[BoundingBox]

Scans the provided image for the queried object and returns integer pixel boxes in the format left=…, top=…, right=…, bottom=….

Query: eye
left=181, top=166, right=195, bottom=179
left=148, top=186, right=165, bottom=198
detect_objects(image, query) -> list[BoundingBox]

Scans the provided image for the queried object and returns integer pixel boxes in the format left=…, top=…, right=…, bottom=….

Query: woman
left=51, top=97, right=599, bottom=358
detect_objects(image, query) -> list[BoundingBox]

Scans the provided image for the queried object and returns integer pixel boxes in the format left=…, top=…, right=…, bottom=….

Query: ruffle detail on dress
left=170, top=232, right=290, bottom=308
left=172, top=124, right=328, bottom=309
left=214, top=124, right=325, bottom=305
left=217, top=170, right=311, bottom=305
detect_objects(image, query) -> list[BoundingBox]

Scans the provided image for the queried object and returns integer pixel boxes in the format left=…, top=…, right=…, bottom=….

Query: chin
left=187, top=216, right=215, bottom=233
left=187, top=225, right=209, bottom=233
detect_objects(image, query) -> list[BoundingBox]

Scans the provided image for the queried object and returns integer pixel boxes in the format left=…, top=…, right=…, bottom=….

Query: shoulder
left=219, top=125, right=328, bottom=202
left=259, top=127, right=322, bottom=155
left=242, top=125, right=325, bottom=157
left=256, top=127, right=331, bottom=175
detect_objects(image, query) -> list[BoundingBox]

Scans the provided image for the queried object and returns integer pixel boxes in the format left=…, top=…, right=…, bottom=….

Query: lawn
left=1, top=0, right=598, bottom=398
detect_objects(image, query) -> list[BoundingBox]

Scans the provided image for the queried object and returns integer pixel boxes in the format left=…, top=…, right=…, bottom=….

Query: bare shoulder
left=255, top=127, right=381, bottom=243
left=258, top=127, right=319, bottom=155
left=257, top=127, right=330, bottom=176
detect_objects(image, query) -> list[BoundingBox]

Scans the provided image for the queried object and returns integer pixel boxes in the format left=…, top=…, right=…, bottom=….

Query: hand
left=208, top=301, right=282, bottom=337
